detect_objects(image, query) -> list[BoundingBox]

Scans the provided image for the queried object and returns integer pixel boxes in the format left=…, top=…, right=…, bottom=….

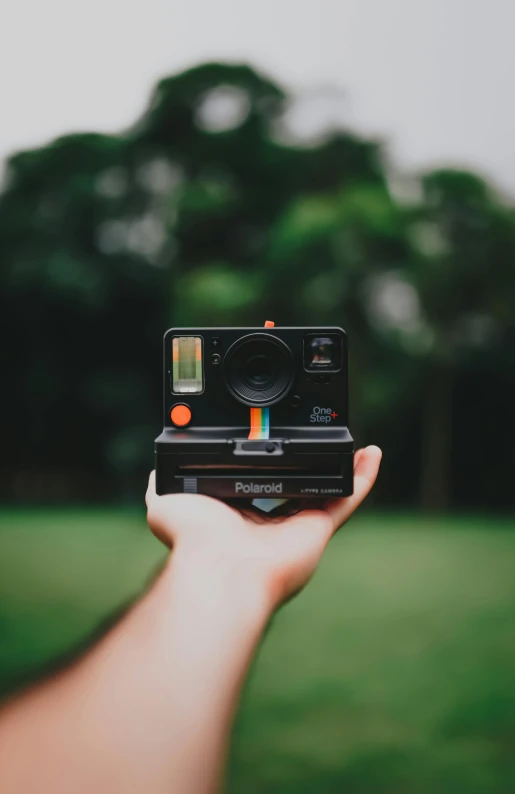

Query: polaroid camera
left=155, top=325, right=354, bottom=499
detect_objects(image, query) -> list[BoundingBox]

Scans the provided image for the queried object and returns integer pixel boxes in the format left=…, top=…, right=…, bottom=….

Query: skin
left=0, top=445, right=382, bottom=794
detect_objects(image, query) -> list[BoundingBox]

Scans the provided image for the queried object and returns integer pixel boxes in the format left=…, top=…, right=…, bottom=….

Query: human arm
left=0, top=446, right=382, bottom=794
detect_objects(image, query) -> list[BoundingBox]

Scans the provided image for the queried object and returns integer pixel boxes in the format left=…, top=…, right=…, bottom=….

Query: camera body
left=155, top=327, right=354, bottom=499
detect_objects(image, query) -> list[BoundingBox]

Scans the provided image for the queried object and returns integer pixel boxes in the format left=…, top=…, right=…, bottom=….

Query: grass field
left=1, top=509, right=515, bottom=793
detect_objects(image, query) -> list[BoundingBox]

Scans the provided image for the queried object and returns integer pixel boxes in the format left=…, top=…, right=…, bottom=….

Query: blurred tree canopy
left=1, top=63, right=514, bottom=509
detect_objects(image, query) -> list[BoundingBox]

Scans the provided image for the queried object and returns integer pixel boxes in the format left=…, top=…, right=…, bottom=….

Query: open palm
left=146, top=445, right=382, bottom=610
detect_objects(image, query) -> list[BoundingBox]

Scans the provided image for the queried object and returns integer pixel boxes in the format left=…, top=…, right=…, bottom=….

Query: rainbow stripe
left=248, top=407, right=270, bottom=439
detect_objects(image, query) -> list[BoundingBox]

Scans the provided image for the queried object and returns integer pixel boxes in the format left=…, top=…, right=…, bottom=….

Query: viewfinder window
left=172, top=336, right=203, bottom=393
left=304, top=334, right=341, bottom=371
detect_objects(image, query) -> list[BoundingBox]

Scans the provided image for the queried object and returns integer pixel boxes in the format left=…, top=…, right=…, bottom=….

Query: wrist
left=163, top=545, right=274, bottom=632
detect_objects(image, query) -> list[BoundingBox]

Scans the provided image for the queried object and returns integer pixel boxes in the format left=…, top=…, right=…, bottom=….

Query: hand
left=145, top=446, right=382, bottom=614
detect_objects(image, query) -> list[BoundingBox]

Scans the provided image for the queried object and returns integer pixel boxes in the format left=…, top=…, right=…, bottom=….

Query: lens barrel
left=223, top=333, right=294, bottom=406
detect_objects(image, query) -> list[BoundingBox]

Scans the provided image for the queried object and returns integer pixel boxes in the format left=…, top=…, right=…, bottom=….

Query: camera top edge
left=163, top=326, right=347, bottom=340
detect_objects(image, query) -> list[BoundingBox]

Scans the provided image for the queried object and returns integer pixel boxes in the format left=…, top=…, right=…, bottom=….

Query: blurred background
left=1, top=1, right=515, bottom=791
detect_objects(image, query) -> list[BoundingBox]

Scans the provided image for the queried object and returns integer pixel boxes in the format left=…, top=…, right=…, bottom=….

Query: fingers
left=324, top=445, right=382, bottom=532
left=145, top=470, right=156, bottom=508
left=352, top=447, right=366, bottom=470
left=145, top=470, right=183, bottom=548
left=145, top=445, right=381, bottom=554
left=145, top=471, right=243, bottom=548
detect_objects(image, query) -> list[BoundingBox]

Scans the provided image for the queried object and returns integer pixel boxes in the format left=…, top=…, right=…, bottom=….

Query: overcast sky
left=2, top=0, right=515, bottom=194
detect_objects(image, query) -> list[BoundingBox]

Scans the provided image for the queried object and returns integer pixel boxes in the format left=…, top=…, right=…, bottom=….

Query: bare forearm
left=0, top=551, right=270, bottom=794
left=0, top=449, right=382, bottom=792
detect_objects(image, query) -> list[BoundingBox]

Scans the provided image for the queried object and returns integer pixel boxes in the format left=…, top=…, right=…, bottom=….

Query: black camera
left=155, top=326, right=354, bottom=499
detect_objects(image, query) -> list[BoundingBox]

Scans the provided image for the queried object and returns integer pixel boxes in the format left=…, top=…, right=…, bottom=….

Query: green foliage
left=414, top=169, right=515, bottom=341
left=174, top=262, right=261, bottom=325
left=1, top=62, right=514, bottom=508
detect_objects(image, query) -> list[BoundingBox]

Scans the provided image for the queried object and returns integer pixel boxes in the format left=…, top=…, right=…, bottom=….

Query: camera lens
left=223, top=334, right=294, bottom=406
left=245, top=354, right=273, bottom=386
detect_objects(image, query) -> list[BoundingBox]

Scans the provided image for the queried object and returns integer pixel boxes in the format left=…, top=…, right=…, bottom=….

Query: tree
left=408, top=170, right=515, bottom=509
left=1, top=64, right=514, bottom=510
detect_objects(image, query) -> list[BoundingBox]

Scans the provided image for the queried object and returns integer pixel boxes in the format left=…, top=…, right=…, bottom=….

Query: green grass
left=1, top=510, right=515, bottom=793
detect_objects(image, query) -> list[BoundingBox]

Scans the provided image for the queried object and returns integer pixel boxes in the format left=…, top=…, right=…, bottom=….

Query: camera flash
left=172, top=336, right=203, bottom=394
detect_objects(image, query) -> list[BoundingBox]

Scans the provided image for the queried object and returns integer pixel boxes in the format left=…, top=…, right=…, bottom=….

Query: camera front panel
left=163, top=327, right=348, bottom=432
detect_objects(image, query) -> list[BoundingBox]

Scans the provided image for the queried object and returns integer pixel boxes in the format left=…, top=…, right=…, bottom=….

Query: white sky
left=2, top=0, right=515, bottom=194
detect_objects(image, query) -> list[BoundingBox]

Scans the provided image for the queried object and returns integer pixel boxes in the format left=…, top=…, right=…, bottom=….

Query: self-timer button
left=170, top=404, right=192, bottom=427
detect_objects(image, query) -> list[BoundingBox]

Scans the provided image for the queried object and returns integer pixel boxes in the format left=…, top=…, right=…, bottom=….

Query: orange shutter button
left=170, top=404, right=192, bottom=427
